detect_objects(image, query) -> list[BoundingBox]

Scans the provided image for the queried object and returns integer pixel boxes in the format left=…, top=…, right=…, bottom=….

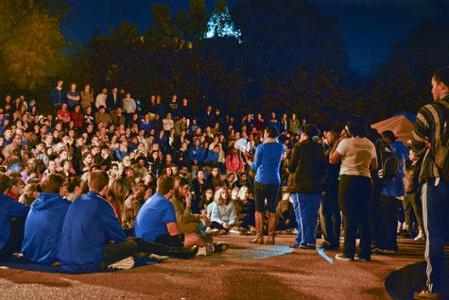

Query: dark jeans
left=372, top=195, right=399, bottom=250
left=102, top=238, right=138, bottom=267
left=0, top=218, right=25, bottom=261
left=254, top=182, right=280, bottom=213
left=403, top=192, right=423, bottom=231
left=210, top=221, right=226, bottom=230
left=339, top=175, right=373, bottom=258
left=320, top=190, right=341, bottom=247
left=422, top=178, right=449, bottom=292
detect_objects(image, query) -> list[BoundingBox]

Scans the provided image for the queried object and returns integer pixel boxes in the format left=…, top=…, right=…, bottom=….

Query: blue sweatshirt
left=251, top=142, right=285, bottom=185
left=187, top=146, right=206, bottom=164
left=22, top=193, right=70, bottom=264
left=58, top=192, right=126, bottom=273
left=0, top=194, right=29, bottom=250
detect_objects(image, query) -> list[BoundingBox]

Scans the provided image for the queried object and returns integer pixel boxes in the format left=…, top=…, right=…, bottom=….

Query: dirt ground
left=0, top=235, right=431, bottom=300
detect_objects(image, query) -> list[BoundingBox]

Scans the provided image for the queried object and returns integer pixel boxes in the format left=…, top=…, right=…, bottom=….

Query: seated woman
left=209, top=187, right=239, bottom=233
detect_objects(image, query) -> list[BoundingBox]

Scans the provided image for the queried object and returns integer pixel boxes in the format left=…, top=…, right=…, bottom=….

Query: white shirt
left=336, top=137, right=376, bottom=178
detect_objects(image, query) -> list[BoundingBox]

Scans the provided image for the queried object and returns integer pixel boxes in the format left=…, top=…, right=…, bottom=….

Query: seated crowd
left=0, top=81, right=422, bottom=272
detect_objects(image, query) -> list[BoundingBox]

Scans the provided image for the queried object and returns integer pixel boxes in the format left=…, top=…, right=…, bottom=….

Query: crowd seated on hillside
left=0, top=81, right=421, bottom=272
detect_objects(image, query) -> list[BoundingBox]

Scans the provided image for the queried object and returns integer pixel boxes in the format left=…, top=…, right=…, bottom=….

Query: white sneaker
left=414, top=233, right=425, bottom=241
left=196, top=243, right=214, bottom=256
left=228, top=229, right=241, bottom=235
left=107, top=256, right=135, bottom=270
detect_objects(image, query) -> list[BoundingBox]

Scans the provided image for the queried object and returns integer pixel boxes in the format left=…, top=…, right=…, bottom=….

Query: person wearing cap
left=0, top=174, right=30, bottom=261
left=287, top=124, right=326, bottom=249
left=372, top=130, right=408, bottom=254
left=248, top=126, right=285, bottom=244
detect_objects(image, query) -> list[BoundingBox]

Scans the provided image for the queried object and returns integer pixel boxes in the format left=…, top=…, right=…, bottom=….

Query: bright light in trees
left=204, top=6, right=242, bottom=43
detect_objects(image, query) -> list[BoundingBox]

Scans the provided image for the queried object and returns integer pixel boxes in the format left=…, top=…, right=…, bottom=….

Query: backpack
left=375, top=140, right=400, bottom=181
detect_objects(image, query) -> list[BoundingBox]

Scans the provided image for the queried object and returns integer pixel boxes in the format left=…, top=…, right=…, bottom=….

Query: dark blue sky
left=62, top=0, right=449, bottom=76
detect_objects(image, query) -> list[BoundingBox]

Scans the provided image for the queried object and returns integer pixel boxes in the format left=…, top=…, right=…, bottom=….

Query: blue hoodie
left=57, top=192, right=126, bottom=273
left=188, top=145, right=206, bottom=165
left=22, top=193, right=70, bottom=264
left=0, top=194, right=29, bottom=250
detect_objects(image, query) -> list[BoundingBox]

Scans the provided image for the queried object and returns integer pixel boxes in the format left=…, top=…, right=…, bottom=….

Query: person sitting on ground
left=58, top=171, right=139, bottom=273
left=0, top=174, right=30, bottom=261
left=135, top=175, right=198, bottom=258
left=21, top=174, right=70, bottom=264
left=209, top=187, right=239, bottom=234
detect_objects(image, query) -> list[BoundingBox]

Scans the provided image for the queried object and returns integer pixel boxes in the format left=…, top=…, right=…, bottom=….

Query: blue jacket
left=50, top=88, right=67, bottom=105
left=22, top=193, right=70, bottom=264
left=58, top=192, right=126, bottom=273
left=187, top=146, right=206, bottom=164
left=205, top=151, right=219, bottom=164
left=0, top=194, right=29, bottom=250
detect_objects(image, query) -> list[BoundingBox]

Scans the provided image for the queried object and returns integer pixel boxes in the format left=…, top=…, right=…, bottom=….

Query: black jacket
left=287, top=139, right=326, bottom=194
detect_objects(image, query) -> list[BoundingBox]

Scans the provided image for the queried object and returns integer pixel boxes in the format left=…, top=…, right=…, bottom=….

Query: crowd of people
left=0, top=67, right=448, bottom=299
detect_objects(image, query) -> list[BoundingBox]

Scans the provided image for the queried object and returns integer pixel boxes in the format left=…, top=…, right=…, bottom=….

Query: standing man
left=412, top=67, right=449, bottom=300
left=50, top=80, right=67, bottom=108
left=288, top=124, right=326, bottom=249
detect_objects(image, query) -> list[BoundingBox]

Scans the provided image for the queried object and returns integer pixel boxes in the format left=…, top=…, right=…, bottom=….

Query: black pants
left=372, top=195, right=399, bottom=250
left=102, top=238, right=139, bottom=267
left=320, top=190, right=341, bottom=247
left=0, top=218, right=25, bottom=261
left=339, top=175, right=373, bottom=258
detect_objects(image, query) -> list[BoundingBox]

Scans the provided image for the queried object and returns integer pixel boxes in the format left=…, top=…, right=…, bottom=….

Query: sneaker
left=213, top=242, right=229, bottom=253
left=196, top=244, right=214, bottom=256
left=289, top=241, right=301, bottom=248
left=413, top=288, right=440, bottom=300
left=299, top=244, right=316, bottom=250
left=335, top=253, right=354, bottom=261
left=372, top=248, right=397, bottom=255
left=319, top=241, right=339, bottom=250
left=228, top=229, right=241, bottom=235
left=107, top=256, right=135, bottom=270
left=414, top=233, right=425, bottom=241
left=354, top=254, right=371, bottom=262
left=147, top=253, right=169, bottom=262
left=169, top=246, right=199, bottom=259
left=206, top=228, right=220, bottom=235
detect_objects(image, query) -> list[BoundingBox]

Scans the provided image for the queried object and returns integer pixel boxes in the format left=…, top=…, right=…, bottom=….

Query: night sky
left=62, top=0, right=449, bottom=76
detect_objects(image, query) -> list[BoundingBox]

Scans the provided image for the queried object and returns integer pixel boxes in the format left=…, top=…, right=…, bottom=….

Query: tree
left=0, top=0, right=66, bottom=92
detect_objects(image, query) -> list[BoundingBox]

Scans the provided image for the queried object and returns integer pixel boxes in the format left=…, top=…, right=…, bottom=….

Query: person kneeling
left=135, top=175, right=198, bottom=259
left=58, top=171, right=138, bottom=273
left=22, top=174, right=70, bottom=264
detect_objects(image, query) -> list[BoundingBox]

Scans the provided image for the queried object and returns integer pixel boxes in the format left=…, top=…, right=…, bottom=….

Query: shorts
left=154, top=234, right=184, bottom=248
left=254, top=182, right=280, bottom=213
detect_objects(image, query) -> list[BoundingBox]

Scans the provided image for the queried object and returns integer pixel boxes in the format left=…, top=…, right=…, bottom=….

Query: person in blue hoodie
left=0, top=174, right=29, bottom=261
left=187, top=138, right=206, bottom=168
left=22, top=174, right=70, bottom=264
left=58, top=171, right=138, bottom=273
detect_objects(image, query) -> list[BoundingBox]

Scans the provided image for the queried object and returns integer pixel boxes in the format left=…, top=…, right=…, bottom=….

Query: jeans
left=291, top=192, right=321, bottom=245
left=422, top=178, right=449, bottom=292
left=339, top=175, right=373, bottom=258
left=319, top=190, right=341, bottom=247
left=403, top=192, right=423, bottom=231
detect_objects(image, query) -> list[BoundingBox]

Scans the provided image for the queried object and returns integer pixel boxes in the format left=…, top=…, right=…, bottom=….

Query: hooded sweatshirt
left=22, top=192, right=70, bottom=264
left=0, top=194, right=29, bottom=250
left=58, top=192, right=126, bottom=273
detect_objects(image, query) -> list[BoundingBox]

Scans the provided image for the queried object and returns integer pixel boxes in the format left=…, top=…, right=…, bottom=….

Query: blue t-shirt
left=135, top=193, right=177, bottom=242
left=251, top=142, right=285, bottom=185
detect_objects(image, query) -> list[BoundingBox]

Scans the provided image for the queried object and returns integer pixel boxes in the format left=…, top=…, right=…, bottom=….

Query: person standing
left=249, top=126, right=285, bottom=244
left=412, top=67, right=449, bottom=300
left=50, top=80, right=67, bottom=108
left=319, top=129, right=342, bottom=249
left=330, top=118, right=377, bottom=262
left=287, top=124, right=326, bottom=249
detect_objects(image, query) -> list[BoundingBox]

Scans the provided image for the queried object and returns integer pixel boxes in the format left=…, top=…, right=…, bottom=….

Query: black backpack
left=375, top=140, right=400, bottom=181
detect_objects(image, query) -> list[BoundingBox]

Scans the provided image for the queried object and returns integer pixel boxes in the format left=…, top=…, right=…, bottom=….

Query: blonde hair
left=214, top=187, right=230, bottom=205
